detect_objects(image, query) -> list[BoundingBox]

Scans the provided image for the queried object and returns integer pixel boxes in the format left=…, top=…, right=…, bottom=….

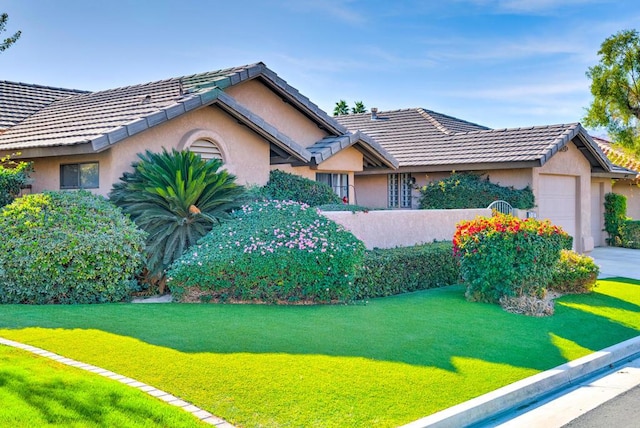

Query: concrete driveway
left=589, top=246, right=640, bottom=280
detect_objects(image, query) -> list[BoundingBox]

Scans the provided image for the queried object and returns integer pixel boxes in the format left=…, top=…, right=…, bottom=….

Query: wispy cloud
left=283, top=0, right=367, bottom=25
left=453, top=0, right=609, bottom=15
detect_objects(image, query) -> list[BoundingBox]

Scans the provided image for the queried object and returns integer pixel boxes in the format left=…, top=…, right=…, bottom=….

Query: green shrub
left=0, top=154, right=32, bottom=208
left=167, top=200, right=365, bottom=303
left=418, top=173, right=535, bottom=210
left=353, top=242, right=459, bottom=299
left=454, top=214, right=571, bottom=303
left=620, top=219, right=640, bottom=248
left=549, top=250, right=599, bottom=294
left=0, top=191, right=146, bottom=304
left=263, top=169, right=342, bottom=206
left=603, top=192, right=627, bottom=246
left=109, top=149, right=244, bottom=285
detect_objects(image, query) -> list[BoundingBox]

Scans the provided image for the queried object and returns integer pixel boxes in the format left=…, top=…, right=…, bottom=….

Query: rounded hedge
left=0, top=191, right=146, bottom=304
left=168, top=200, right=365, bottom=303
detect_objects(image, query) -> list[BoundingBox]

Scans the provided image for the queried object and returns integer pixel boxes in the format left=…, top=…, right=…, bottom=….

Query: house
left=0, top=63, right=398, bottom=205
left=336, top=108, right=633, bottom=252
left=592, top=136, right=640, bottom=219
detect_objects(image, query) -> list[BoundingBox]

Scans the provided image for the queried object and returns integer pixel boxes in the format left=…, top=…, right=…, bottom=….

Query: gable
left=225, top=79, right=327, bottom=147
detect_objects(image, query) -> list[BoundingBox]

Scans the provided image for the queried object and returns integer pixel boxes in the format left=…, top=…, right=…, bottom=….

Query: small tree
left=0, top=13, right=21, bottom=52
left=603, top=192, right=627, bottom=245
left=109, top=149, right=245, bottom=288
left=584, top=30, right=640, bottom=154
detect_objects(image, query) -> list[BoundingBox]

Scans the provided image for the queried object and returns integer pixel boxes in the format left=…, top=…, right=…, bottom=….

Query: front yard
left=0, top=278, right=638, bottom=427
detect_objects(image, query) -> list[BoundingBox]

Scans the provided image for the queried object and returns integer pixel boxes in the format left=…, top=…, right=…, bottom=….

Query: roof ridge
left=416, top=108, right=453, bottom=135
left=0, top=80, right=89, bottom=94
left=455, top=122, right=580, bottom=136
left=70, top=62, right=265, bottom=96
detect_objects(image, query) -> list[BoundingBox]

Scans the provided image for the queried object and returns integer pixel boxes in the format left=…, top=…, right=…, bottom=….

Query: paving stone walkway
left=0, top=337, right=235, bottom=427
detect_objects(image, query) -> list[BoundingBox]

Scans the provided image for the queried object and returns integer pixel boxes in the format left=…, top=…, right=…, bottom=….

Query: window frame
left=388, top=173, right=413, bottom=208
left=60, top=162, right=99, bottom=190
left=316, top=172, right=349, bottom=199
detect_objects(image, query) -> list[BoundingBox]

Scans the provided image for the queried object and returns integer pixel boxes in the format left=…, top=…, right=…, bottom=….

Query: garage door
left=538, top=175, right=577, bottom=245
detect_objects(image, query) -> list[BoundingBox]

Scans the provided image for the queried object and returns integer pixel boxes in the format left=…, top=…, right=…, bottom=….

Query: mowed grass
left=0, top=278, right=638, bottom=427
left=0, top=345, right=208, bottom=427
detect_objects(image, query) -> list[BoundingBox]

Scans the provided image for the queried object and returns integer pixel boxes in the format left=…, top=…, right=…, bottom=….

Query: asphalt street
left=562, top=384, right=640, bottom=428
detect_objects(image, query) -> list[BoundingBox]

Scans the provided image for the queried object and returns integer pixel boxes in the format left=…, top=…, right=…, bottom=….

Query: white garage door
left=538, top=175, right=577, bottom=244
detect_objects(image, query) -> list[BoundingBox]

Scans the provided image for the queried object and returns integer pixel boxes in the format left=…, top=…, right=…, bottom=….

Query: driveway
left=589, top=246, right=640, bottom=280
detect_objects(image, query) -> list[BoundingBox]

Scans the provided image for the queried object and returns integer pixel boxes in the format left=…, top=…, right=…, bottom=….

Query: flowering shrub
left=453, top=214, right=571, bottom=302
left=549, top=250, right=599, bottom=294
left=167, top=200, right=365, bottom=303
left=0, top=191, right=146, bottom=304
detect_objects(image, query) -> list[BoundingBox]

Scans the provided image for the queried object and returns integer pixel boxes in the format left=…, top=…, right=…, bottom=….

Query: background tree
left=584, top=29, right=640, bottom=154
left=333, top=100, right=367, bottom=116
left=351, top=101, right=367, bottom=114
left=0, top=13, right=21, bottom=52
left=333, top=99, right=349, bottom=116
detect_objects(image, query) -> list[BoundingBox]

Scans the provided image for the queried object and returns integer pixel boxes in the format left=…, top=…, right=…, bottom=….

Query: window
left=316, top=173, right=348, bottom=199
left=388, top=173, right=413, bottom=208
left=189, top=139, right=223, bottom=161
left=60, top=162, right=99, bottom=189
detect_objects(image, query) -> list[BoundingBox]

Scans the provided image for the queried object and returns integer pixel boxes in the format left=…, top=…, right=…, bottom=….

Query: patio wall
left=322, top=208, right=491, bottom=249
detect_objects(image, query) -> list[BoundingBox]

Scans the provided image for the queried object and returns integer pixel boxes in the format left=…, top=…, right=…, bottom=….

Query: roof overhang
left=306, top=130, right=398, bottom=170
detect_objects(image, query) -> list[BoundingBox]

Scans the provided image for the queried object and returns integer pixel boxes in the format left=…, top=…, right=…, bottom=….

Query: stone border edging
left=0, top=337, right=235, bottom=427
left=400, top=335, right=640, bottom=428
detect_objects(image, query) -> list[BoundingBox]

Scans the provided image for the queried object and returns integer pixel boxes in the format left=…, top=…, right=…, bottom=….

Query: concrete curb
left=0, top=337, right=235, bottom=427
left=400, top=335, right=640, bottom=428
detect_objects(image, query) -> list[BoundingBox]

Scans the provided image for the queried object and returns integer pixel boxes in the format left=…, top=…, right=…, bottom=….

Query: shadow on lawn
left=0, top=280, right=638, bottom=373
left=0, top=366, right=171, bottom=425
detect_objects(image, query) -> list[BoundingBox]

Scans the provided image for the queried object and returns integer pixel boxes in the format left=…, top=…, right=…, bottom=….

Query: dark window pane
left=60, top=164, right=79, bottom=188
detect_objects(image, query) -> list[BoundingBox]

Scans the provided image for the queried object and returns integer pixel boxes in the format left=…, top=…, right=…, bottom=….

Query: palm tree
left=333, top=100, right=349, bottom=116
left=351, top=101, right=367, bottom=114
left=109, top=148, right=244, bottom=286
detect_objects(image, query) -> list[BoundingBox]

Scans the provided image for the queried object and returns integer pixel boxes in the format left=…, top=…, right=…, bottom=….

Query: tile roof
left=592, top=136, right=640, bottom=178
left=307, top=130, right=398, bottom=169
left=336, top=108, right=611, bottom=171
left=0, top=63, right=398, bottom=169
left=0, top=81, right=87, bottom=130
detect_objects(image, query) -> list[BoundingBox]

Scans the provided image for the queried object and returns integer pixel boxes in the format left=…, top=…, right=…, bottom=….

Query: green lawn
left=0, top=278, right=638, bottom=427
left=0, top=345, right=208, bottom=427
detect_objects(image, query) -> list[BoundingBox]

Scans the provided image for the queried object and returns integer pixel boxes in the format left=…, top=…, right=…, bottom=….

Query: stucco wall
left=353, top=175, right=388, bottom=208
left=613, top=180, right=640, bottom=220
left=272, top=147, right=363, bottom=203
left=22, top=105, right=272, bottom=196
left=226, top=79, right=328, bottom=147
left=591, top=178, right=612, bottom=246
left=322, top=208, right=491, bottom=249
left=535, top=142, right=592, bottom=252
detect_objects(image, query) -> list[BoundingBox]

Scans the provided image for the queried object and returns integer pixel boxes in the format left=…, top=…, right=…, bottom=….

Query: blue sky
left=2, top=1, right=639, bottom=131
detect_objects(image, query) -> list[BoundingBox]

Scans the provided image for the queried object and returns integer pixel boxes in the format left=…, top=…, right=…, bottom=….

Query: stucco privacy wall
left=322, top=208, right=491, bottom=249
left=22, top=105, right=271, bottom=197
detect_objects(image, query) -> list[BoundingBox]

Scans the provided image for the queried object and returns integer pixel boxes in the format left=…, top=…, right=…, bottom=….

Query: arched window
left=189, top=139, right=223, bottom=161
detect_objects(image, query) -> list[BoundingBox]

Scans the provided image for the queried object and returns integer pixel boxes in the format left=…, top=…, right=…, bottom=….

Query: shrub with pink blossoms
left=167, top=200, right=365, bottom=303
